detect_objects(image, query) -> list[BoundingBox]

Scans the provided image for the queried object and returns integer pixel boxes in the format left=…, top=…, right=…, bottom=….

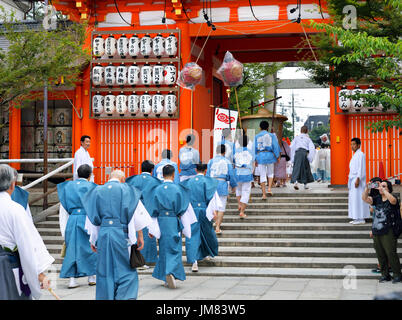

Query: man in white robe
left=73, top=135, right=94, bottom=182
left=0, top=164, right=54, bottom=300
left=348, top=137, right=370, bottom=224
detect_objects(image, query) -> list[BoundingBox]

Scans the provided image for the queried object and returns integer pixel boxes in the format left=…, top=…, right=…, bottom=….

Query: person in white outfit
left=73, top=135, right=94, bottom=182
left=348, top=137, right=370, bottom=224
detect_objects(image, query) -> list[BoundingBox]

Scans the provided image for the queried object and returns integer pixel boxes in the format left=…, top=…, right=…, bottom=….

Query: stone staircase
left=33, top=186, right=402, bottom=279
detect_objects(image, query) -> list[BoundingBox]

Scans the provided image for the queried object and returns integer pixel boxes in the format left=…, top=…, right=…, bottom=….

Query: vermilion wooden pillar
left=9, top=105, right=21, bottom=170
left=330, top=86, right=349, bottom=186
left=73, top=85, right=83, bottom=155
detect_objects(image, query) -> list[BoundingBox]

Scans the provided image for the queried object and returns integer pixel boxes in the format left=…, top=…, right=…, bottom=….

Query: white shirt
left=73, top=146, right=94, bottom=181
left=0, top=192, right=54, bottom=299
left=348, top=149, right=366, bottom=181
left=290, top=133, right=316, bottom=163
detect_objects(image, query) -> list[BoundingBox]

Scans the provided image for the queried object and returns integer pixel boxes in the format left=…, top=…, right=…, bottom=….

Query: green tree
left=299, top=0, right=401, bottom=132
left=0, top=6, right=90, bottom=110
left=309, top=125, right=330, bottom=145
left=282, top=121, right=294, bottom=140
left=228, top=62, right=284, bottom=117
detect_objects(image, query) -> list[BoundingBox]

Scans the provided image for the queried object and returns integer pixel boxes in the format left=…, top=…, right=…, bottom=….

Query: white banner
left=213, top=107, right=238, bottom=157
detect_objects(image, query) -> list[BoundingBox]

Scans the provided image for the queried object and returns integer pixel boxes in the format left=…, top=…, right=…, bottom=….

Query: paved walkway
left=39, top=273, right=402, bottom=300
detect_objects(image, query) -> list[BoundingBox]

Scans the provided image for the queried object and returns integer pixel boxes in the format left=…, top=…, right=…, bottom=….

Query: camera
left=369, top=182, right=379, bottom=189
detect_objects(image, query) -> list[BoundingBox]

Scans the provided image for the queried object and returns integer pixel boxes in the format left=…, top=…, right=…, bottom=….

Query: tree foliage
left=309, top=124, right=330, bottom=145
left=299, top=0, right=401, bottom=132
left=0, top=6, right=90, bottom=109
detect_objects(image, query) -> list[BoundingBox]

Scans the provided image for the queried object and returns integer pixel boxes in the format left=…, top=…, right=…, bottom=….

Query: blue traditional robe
left=153, top=158, right=180, bottom=184
left=57, top=178, right=97, bottom=279
left=178, top=146, right=200, bottom=178
left=233, top=146, right=255, bottom=183
left=82, top=180, right=151, bottom=300
left=11, top=186, right=29, bottom=210
left=254, top=130, right=280, bottom=164
left=181, top=175, right=219, bottom=263
left=148, top=181, right=190, bottom=282
left=125, top=172, right=161, bottom=263
left=206, top=155, right=237, bottom=196
left=217, top=137, right=235, bottom=164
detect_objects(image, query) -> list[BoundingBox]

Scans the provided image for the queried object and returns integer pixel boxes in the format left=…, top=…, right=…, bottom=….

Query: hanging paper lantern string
left=177, top=62, right=203, bottom=91
left=217, top=51, right=244, bottom=87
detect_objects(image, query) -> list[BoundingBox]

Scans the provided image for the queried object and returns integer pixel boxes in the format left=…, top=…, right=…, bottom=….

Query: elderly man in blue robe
left=207, top=144, right=238, bottom=235
left=83, top=169, right=155, bottom=300
left=126, top=160, right=161, bottom=269
left=254, top=120, right=280, bottom=198
left=148, top=164, right=197, bottom=289
left=153, top=149, right=180, bottom=184
left=57, top=164, right=97, bottom=289
left=178, top=134, right=200, bottom=182
left=181, top=163, right=222, bottom=272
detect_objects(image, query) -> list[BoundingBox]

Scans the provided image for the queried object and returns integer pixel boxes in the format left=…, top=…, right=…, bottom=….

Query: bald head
left=110, top=169, right=125, bottom=182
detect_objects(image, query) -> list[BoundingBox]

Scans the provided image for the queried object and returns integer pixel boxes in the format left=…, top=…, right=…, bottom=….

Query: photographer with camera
left=362, top=179, right=401, bottom=283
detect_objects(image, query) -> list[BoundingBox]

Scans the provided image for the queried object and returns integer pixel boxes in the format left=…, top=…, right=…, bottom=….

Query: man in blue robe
left=216, top=128, right=235, bottom=164
left=153, top=149, right=180, bottom=184
left=149, top=164, right=196, bottom=289
left=207, top=144, right=237, bottom=234
left=126, top=160, right=161, bottom=268
left=254, top=121, right=280, bottom=199
left=82, top=170, right=153, bottom=300
left=57, top=164, right=97, bottom=288
left=11, top=185, right=32, bottom=219
left=178, top=134, right=200, bottom=182
left=181, top=163, right=221, bottom=272
left=234, top=135, right=255, bottom=218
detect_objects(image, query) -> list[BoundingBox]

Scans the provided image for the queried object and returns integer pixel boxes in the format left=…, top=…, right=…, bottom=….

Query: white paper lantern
left=116, top=93, right=128, bottom=116
left=153, top=63, right=164, bottom=86
left=164, top=63, right=176, bottom=85
left=104, top=93, right=116, bottom=116
left=92, top=65, right=104, bottom=86
left=140, top=34, right=152, bottom=58
left=92, top=93, right=104, bottom=115
left=129, top=34, right=140, bottom=58
left=128, top=64, right=140, bottom=86
left=93, top=35, right=104, bottom=57
left=128, top=93, right=140, bottom=116
left=165, top=33, right=177, bottom=57
left=152, top=33, right=165, bottom=58
left=140, top=92, right=152, bottom=116
left=105, top=35, right=117, bottom=58
left=104, top=64, right=116, bottom=87
left=152, top=93, right=164, bottom=117
left=141, top=63, right=152, bottom=86
left=117, top=34, right=129, bottom=58
left=364, top=85, right=377, bottom=111
left=338, top=86, right=351, bottom=111
left=116, top=64, right=127, bottom=86
left=351, top=85, right=363, bottom=112
left=164, top=92, right=177, bottom=116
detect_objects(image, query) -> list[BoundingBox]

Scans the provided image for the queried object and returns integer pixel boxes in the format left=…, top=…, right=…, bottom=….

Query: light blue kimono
left=254, top=130, right=280, bottom=164
left=181, top=175, right=219, bottom=263
left=153, top=158, right=180, bottom=184
left=206, top=155, right=237, bottom=196
left=179, top=146, right=200, bottom=178
left=125, top=173, right=161, bottom=263
left=233, top=146, right=255, bottom=183
left=148, top=181, right=190, bottom=282
left=217, top=137, right=235, bottom=164
left=11, top=186, right=29, bottom=210
left=82, top=181, right=141, bottom=300
left=57, top=179, right=97, bottom=279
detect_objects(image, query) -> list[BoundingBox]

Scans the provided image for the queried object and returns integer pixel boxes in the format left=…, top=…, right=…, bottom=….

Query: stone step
left=226, top=203, right=348, bottom=209
left=228, top=197, right=348, bottom=203
left=245, top=192, right=349, bottom=198
left=216, top=230, right=371, bottom=239
left=215, top=223, right=371, bottom=231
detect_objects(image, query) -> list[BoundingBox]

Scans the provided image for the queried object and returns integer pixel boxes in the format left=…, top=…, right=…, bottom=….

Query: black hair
left=162, top=164, right=175, bottom=177
left=141, top=160, right=154, bottom=173
left=186, top=134, right=195, bottom=146
left=382, top=180, right=393, bottom=193
left=351, top=137, right=361, bottom=145
left=77, top=164, right=92, bottom=179
left=216, top=144, right=226, bottom=155
left=162, top=149, right=172, bottom=160
left=196, top=163, right=207, bottom=172
left=80, top=135, right=91, bottom=142
left=242, top=135, right=249, bottom=147
left=260, top=121, right=269, bottom=130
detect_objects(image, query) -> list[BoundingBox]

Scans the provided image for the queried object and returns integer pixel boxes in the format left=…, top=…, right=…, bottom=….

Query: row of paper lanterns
left=92, top=91, right=177, bottom=117
left=93, top=33, right=178, bottom=58
left=338, top=85, right=383, bottom=112
left=92, top=63, right=176, bottom=87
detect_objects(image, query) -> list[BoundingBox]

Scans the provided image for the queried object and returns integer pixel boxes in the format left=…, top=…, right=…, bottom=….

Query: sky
left=276, top=67, right=330, bottom=133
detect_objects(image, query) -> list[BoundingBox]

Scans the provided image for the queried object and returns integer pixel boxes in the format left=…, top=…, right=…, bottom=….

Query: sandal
left=239, top=213, right=247, bottom=219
